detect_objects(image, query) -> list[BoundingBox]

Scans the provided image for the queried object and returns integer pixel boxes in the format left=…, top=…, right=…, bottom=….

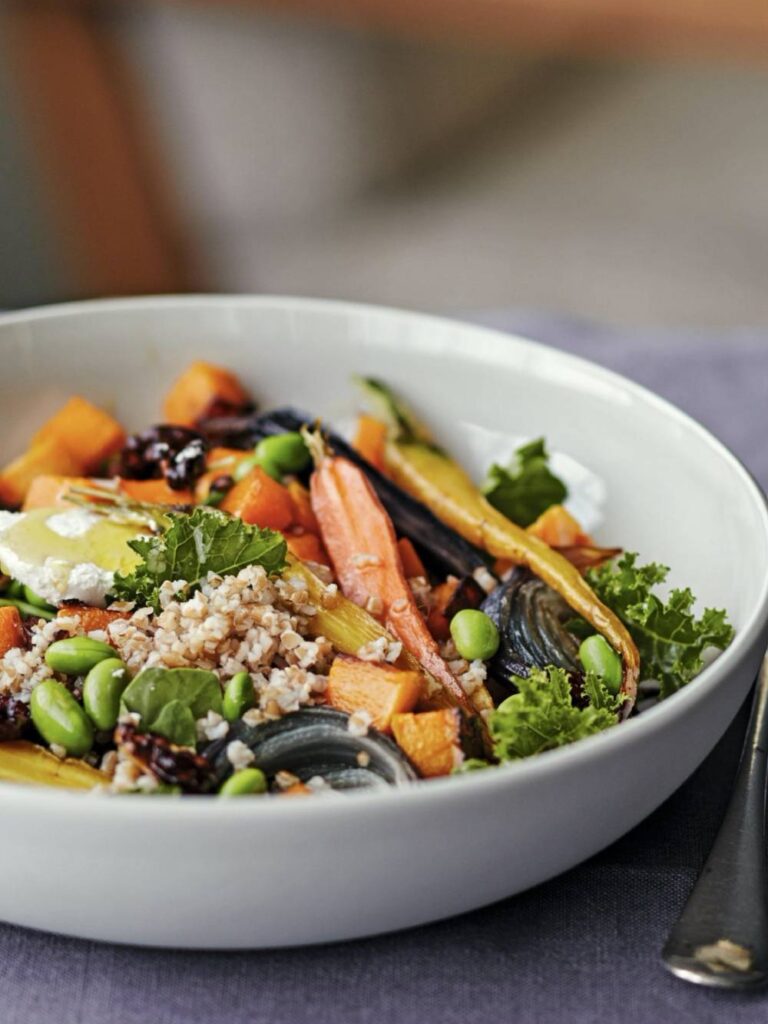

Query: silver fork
left=662, top=654, right=768, bottom=989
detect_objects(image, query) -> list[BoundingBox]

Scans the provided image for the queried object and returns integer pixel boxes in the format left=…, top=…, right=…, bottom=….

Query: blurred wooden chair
left=4, top=0, right=767, bottom=300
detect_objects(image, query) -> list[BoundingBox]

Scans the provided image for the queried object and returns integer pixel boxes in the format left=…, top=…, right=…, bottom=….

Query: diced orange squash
left=23, top=475, right=95, bottom=511
left=220, top=466, right=293, bottom=530
left=0, top=437, right=82, bottom=507
left=287, top=480, right=318, bottom=534
left=352, top=414, right=388, bottom=472
left=391, top=709, right=462, bottom=778
left=327, top=655, right=422, bottom=733
left=119, top=478, right=194, bottom=506
left=33, top=396, right=125, bottom=473
left=286, top=531, right=329, bottom=566
left=57, top=607, right=131, bottom=633
left=0, top=607, right=25, bottom=657
left=397, top=537, right=426, bottom=580
left=527, top=505, right=592, bottom=547
left=163, top=361, right=250, bottom=427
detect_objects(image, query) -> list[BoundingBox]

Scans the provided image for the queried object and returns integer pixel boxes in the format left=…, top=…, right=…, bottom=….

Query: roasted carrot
left=352, top=414, right=388, bottom=472
left=0, top=607, right=25, bottom=657
left=391, top=709, right=462, bottom=777
left=397, top=537, right=426, bottom=580
left=309, top=450, right=492, bottom=719
left=220, top=466, right=294, bottom=530
left=327, top=655, right=422, bottom=732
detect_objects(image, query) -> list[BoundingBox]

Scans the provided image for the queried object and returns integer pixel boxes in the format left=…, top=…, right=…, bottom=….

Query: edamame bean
left=449, top=608, right=500, bottom=661
left=218, top=768, right=267, bottom=797
left=578, top=635, right=622, bottom=692
left=233, top=450, right=281, bottom=483
left=83, top=658, right=130, bottom=730
left=30, top=679, right=93, bottom=756
left=256, top=433, right=310, bottom=474
left=45, top=637, right=117, bottom=676
left=223, top=671, right=255, bottom=722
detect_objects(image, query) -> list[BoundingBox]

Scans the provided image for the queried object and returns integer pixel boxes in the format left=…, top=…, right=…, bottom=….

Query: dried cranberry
left=119, top=425, right=209, bottom=491
left=0, top=693, right=31, bottom=741
left=114, top=721, right=217, bottom=793
left=209, top=474, right=234, bottom=494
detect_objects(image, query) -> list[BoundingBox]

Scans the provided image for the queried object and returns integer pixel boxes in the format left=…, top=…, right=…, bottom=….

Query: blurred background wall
left=1, top=1, right=767, bottom=325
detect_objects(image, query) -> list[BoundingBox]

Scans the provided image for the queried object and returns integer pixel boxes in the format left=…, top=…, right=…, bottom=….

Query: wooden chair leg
left=3, top=1, right=200, bottom=298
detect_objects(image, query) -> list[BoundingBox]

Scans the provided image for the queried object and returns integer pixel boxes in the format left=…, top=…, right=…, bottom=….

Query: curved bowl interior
left=0, top=295, right=766, bottom=948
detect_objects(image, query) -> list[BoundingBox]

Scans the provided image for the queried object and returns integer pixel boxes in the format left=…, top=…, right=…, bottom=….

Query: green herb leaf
left=587, top=553, right=734, bottom=698
left=482, top=438, right=568, bottom=527
left=112, top=506, right=287, bottom=610
left=121, top=667, right=223, bottom=747
left=489, top=666, right=622, bottom=761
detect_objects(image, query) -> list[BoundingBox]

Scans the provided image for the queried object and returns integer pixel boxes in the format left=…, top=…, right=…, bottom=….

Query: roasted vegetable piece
left=0, top=435, right=82, bottom=507
left=353, top=414, right=388, bottom=472
left=397, top=537, right=426, bottom=580
left=309, top=446, right=493, bottom=720
left=163, top=361, right=251, bottom=427
left=23, top=475, right=95, bottom=511
left=216, top=408, right=494, bottom=584
left=32, top=396, right=126, bottom=473
left=220, top=465, right=294, bottom=530
left=285, top=531, right=329, bottom=565
left=204, top=708, right=418, bottom=790
left=0, top=740, right=107, bottom=790
left=0, top=606, right=25, bottom=657
left=119, top=478, right=194, bottom=506
left=326, top=655, right=422, bottom=732
left=391, top=709, right=462, bottom=777
left=481, top=568, right=582, bottom=685
left=384, top=440, right=640, bottom=710
left=527, top=504, right=592, bottom=546
left=287, top=480, right=319, bottom=534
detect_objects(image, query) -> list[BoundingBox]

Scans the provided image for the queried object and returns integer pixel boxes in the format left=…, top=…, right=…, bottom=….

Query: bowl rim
left=0, top=293, right=766, bottom=822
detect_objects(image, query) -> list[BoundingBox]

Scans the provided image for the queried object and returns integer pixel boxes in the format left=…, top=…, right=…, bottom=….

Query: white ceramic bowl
left=1, top=296, right=767, bottom=949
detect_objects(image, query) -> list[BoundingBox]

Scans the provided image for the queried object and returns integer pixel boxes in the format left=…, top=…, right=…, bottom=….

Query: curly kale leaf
left=489, top=666, right=623, bottom=761
left=587, top=552, right=733, bottom=698
left=482, top=438, right=568, bottom=527
left=112, top=506, right=287, bottom=610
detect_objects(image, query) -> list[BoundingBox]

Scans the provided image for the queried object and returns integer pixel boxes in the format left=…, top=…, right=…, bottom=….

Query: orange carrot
left=0, top=607, right=25, bottom=657
left=33, top=396, right=125, bottom=472
left=0, top=437, right=82, bottom=507
left=426, top=578, right=460, bottom=641
left=310, top=453, right=489, bottom=717
left=119, top=478, right=194, bottom=506
left=163, top=362, right=250, bottom=427
left=352, top=414, right=388, bottom=472
left=220, top=466, right=294, bottom=531
left=280, top=782, right=312, bottom=797
left=391, top=709, right=462, bottom=777
left=58, top=607, right=131, bottom=633
left=397, top=537, right=426, bottom=580
left=326, top=655, right=421, bottom=733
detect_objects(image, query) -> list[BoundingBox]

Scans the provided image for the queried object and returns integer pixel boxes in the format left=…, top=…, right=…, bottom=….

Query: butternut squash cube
left=391, top=709, right=462, bottom=777
left=327, top=655, right=422, bottom=733
left=163, top=361, right=250, bottom=427
left=0, top=436, right=82, bottom=507
left=33, top=396, right=126, bottom=473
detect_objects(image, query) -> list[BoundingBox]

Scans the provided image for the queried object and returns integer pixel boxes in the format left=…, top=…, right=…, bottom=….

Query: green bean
left=449, top=608, right=500, bottom=662
left=0, top=597, right=56, bottom=622
left=222, top=671, right=255, bottom=722
left=218, top=768, right=267, bottom=797
left=578, top=635, right=622, bottom=692
left=30, top=680, right=93, bottom=756
left=83, top=658, right=130, bottom=730
left=45, top=636, right=117, bottom=676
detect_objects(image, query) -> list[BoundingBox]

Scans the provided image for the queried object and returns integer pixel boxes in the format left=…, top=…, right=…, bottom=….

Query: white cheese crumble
left=45, top=508, right=101, bottom=539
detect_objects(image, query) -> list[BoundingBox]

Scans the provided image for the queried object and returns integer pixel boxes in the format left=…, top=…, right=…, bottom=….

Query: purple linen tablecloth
left=2, top=314, right=768, bottom=1024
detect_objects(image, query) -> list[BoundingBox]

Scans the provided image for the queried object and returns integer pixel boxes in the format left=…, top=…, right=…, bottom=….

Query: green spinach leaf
left=482, top=438, right=567, bottom=527
left=121, top=667, right=223, bottom=747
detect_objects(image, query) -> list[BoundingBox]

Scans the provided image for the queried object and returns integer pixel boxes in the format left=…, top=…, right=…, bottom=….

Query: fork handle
left=662, top=655, right=768, bottom=989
